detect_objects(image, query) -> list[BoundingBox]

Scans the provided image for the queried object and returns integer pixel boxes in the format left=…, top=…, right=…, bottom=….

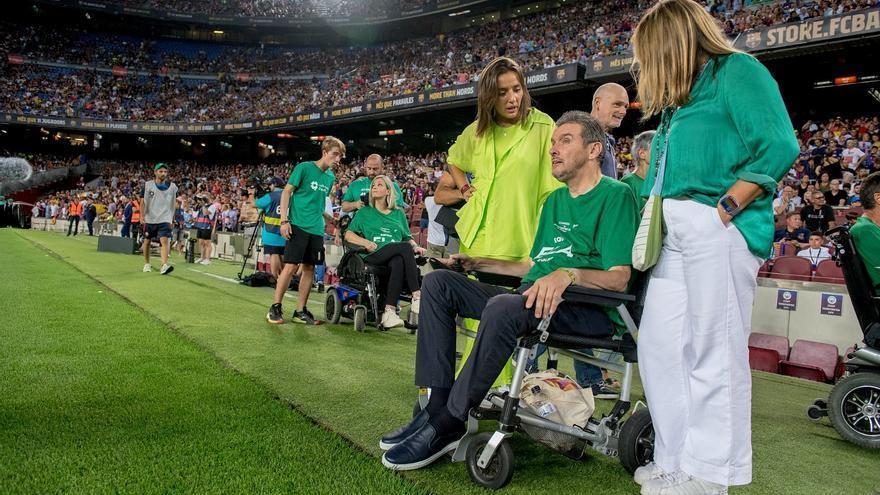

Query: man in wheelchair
left=380, top=111, right=639, bottom=470
left=344, top=175, right=427, bottom=329
left=851, top=171, right=880, bottom=297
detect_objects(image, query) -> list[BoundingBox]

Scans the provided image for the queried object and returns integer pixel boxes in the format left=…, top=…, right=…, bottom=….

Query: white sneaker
left=143, top=263, right=152, bottom=272
left=160, top=264, right=174, bottom=275
left=380, top=308, right=405, bottom=328
left=641, top=471, right=727, bottom=495
left=200, top=259, right=211, bottom=265
left=410, top=298, right=420, bottom=315
left=634, top=462, right=664, bottom=486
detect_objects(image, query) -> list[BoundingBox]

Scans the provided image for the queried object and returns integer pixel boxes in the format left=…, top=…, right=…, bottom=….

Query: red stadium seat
left=748, top=333, right=789, bottom=361
left=769, top=256, right=813, bottom=282
left=779, top=339, right=839, bottom=383
left=812, top=259, right=845, bottom=284
left=757, top=259, right=773, bottom=278
left=748, top=346, right=781, bottom=373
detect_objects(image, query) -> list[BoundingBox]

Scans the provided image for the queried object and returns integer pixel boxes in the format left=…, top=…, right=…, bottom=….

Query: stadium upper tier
left=2, top=0, right=878, bottom=126
left=100, top=0, right=436, bottom=20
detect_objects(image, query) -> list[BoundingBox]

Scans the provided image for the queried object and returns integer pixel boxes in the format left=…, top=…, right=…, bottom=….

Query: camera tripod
left=238, top=211, right=264, bottom=280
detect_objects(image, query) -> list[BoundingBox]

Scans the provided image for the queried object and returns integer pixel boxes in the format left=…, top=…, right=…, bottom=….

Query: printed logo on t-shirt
left=310, top=180, right=330, bottom=193
left=534, top=244, right=574, bottom=262
left=553, top=221, right=579, bottom=233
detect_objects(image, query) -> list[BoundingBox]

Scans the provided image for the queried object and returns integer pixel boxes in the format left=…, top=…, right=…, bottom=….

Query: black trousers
left=85, top=216, right=95, bottom=236
left=67, top=215, right=80, bottom=235
left=415, top=270, right=614, bottom=420
left=364, top=242, right=420, bottom=306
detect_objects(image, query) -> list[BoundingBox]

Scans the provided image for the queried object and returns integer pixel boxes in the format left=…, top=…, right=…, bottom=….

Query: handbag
left=632, top=108, right=676, bottom=271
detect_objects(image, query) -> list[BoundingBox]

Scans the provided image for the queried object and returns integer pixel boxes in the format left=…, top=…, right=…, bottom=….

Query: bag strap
left=650, top=107, right=678, bottom=197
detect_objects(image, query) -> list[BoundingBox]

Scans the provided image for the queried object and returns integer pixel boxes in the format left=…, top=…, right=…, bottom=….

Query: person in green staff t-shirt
left=379, top=111, right=639, bottom=472
left=266, top=136, right=342, bottom=325
left=851, top=171, right=880, bottom=296
left=341, top=154, right=406, bottom=213
left=620, top=129, right=655, bottom=212
left=345, top=175, right=428, bottom=329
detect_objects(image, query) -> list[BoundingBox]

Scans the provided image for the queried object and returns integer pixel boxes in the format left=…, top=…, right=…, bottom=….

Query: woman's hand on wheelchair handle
left=523, top=270, right=572, bottom=319
left=413, top=246, right=427, bottom=256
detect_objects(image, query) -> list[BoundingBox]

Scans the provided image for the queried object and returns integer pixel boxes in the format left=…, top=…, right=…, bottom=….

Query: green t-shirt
left=620, top=172, right=647, bottom=212
left=347, top=206, right=412, bottom=257
left=851, top=215, right=880, bottom=295
left=287, top=161, right=335, bottom=236
left=342, top=176, right=406, bottom=208
left=523, top=178, right=639, bottom=332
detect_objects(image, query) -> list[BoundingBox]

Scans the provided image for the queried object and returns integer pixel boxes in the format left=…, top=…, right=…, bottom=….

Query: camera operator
left=250, top=177, right=287, bottom=278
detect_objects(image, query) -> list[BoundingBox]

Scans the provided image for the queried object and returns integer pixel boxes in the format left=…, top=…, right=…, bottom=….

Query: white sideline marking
left=188, top=268, right=303, bottom=301
left=188, top=268, right=239, bottom=284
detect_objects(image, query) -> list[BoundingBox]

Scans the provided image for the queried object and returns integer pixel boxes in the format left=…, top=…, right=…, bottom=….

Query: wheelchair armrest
left=343, top=241, right=367, bottom=254
left=562, top=286, right=635, bottom=307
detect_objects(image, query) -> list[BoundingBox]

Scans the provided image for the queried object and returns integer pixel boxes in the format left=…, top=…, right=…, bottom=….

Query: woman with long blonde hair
left=345, top=175, right=427, bottom=329
left=631, top=1, right=798, bottom=493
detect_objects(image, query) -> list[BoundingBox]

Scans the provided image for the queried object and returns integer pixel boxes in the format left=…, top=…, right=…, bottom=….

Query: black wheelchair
left=417, top=269, right=655, bottom=489
left=806, top=225, right=880, bottom=449
left=323, top=215, right=425, bottom=333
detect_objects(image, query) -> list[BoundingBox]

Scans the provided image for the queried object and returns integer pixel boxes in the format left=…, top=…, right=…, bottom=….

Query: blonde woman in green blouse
left=631, top=1, right=799, bottom=494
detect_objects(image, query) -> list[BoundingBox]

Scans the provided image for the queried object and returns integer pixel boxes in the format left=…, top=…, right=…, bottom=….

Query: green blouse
left=641, top=53, right=800, bottom=258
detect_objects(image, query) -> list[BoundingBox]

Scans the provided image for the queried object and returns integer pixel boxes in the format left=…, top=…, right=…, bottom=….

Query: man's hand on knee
left=522, top=270, right=572, bottom=319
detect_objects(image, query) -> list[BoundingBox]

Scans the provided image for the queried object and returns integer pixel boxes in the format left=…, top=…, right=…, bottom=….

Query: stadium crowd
left=4, top=0, right=878, bottom=122
left=23, top=115, right=878, bottom=242
left=104, top=0, right=429, bottom=19
left=28, top=151, right=447, bottom=237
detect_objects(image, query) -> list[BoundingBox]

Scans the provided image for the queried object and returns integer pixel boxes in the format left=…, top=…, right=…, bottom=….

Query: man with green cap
left=141, top=162, right=178, bottom=275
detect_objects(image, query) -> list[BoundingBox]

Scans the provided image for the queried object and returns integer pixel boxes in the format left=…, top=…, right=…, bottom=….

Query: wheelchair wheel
left=806, top=398, right=828, bottom=422
left=353, top=305, right=367, bottom=333
left=466, top=432, right=514, bottom=490
left=618, top=408, right=655, bottom=474
left=828, top=372, right=880, bottom=449
left=324, top=290, right=341, bottom=324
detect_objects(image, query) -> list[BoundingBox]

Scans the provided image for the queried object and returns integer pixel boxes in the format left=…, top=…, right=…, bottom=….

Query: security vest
left=131, top=200, right=141, bottom=223
left=69, top=202, right=82, bottom=216
left=261, top=190, right=283, bottom=236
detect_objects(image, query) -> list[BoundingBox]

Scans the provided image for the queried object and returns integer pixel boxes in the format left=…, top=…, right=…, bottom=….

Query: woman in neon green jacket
left=441, top=57, right=561, bottom=386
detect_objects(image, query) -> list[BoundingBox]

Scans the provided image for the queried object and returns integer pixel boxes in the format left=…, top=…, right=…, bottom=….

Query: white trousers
left=637, top=199, right=762, bottom=487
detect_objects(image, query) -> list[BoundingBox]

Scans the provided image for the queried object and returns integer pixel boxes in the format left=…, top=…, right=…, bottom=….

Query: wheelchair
left=806, top=225, right=880, bottom=449
left=418, top=269, right=655, bottom=489
left=324, top=215, right=425, bottom=333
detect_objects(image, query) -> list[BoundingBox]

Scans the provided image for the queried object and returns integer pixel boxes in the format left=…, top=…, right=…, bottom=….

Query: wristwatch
left=718, top=194, right=742, bottom=217
left=460, top=183, right=471, bottom=195
left=560, top=268, right=577, bottom=285
left=280, top=220, right=290, bottom=225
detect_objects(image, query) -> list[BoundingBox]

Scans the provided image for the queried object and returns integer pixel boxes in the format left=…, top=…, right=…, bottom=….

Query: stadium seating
left=812, top=259, right=845, bottom=284
left=769, top=256, right=813, bottom=282
left=748, top=333, right=790, bottom=362
left=779, top=339, right=840, bottom=383
left=748, top=346, right=782, bottom=373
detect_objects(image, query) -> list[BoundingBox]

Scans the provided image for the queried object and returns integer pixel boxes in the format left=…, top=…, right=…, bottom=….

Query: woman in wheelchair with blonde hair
left=345, top=175, right=427, bottom=328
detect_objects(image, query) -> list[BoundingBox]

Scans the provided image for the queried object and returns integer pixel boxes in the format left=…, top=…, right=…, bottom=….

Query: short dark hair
left=862, top=171, right=880, bottom=210
left=555, top=111, right=606, bottom=147
left=785, top=212, right=800, bottom=220
left=810, top=231, right=824, bottom=238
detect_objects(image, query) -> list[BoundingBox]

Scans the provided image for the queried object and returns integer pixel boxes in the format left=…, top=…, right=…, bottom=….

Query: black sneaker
left=317, top=282, right=325, bottom=293
left=291, top=308, right=322, bottom=325
left=266, top=303, right=284, bottom=324
left=380, top=408, right=429, bottom=451
left=381, top=421, right=464, bottom=471
left=591, top=383, right=620, bottom=400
